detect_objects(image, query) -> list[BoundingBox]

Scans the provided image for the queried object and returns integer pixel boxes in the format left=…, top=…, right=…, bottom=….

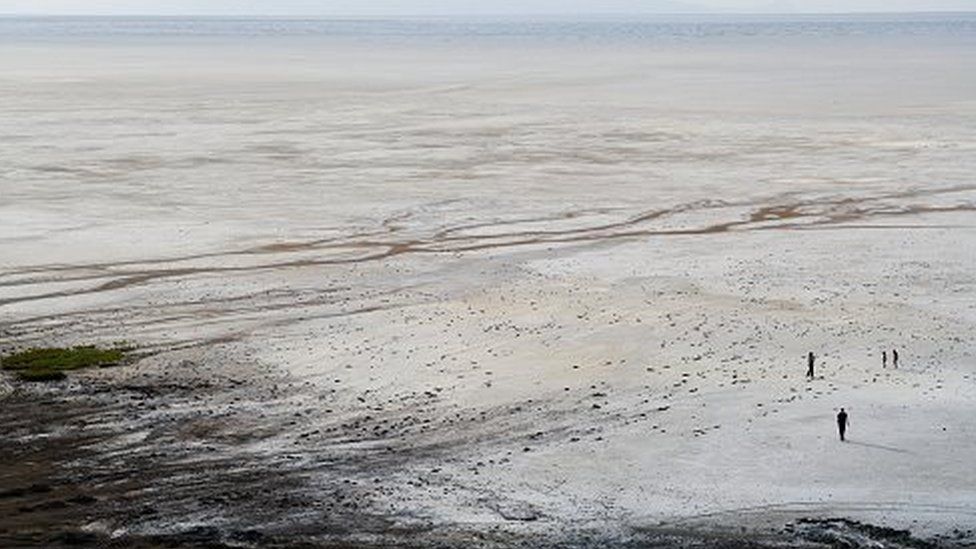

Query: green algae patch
left=2, top=346, right=128, bottom=382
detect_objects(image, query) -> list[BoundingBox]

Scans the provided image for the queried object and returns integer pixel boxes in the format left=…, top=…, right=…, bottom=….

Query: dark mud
left=0, top=367, right=404, bottom=548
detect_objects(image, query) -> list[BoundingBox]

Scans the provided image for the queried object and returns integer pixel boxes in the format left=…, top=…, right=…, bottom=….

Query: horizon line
left=2, top=10, right=975, bottom=18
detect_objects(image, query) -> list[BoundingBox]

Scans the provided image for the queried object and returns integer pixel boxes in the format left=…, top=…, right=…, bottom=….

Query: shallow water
left=2, top=15, right=975, bottom=267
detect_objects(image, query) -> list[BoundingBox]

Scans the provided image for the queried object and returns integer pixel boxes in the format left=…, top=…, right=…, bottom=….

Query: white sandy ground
left=2, top=31, right=976, bottom=542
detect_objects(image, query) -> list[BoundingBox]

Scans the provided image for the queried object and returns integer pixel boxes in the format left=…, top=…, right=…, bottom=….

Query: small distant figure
left=806, top=351, right=815, bottom=379
left=882, top=350, right=887, bottom=368
left=892, top=349, right=899, bottom=369
left=837, top=408, right=849, bottom=441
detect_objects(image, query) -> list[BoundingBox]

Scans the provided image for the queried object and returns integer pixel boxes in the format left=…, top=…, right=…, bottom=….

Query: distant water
left=2, top=12, right=975, bottom=268
left=1, top=14, right=975, bottom=45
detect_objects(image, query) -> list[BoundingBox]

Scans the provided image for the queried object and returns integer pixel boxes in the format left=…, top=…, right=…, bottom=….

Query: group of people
left=882, top=349, right=899, bottom=368
left=802, top=349, right=902, bottom=442
left=805, top=348, right=901, bottom=380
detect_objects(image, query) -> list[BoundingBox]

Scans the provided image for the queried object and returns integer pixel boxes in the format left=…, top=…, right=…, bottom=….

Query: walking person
left=892, top=349, right=899, bottom=369
left=837, top=408, right=849, bottom=442
left=806, top=351, right=815, bottom=380
left=882, top=350, right=887, bottom=368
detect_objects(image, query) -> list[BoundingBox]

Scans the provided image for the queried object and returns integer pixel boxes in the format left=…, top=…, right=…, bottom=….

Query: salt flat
left=1, top=17, right=976, bottom=547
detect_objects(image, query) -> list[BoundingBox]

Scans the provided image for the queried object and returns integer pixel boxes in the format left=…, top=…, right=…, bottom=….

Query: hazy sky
left=2, top=0, right=974, bottom=15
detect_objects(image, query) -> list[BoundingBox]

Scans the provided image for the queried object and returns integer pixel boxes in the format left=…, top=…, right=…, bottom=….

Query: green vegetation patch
left=2, top=346, right=127, bottom=382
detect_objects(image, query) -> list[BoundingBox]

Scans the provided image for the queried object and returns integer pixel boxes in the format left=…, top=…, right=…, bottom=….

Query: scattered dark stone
left=21, top=499, right=69, bottom=513
left=0, top=488, right=27, bottom=499
left=66, top=494, right=98, bottom=506
left=492, top=501, right=541, bottom=522
left=794, top=518, right=936, bottom=549
left=54, top=530, right=99, bottom=546
left=30, top=484, right=53, bottom=494
left=178, top=525, right=223, bottom=544
left=228, top=529, right=266, bottom=543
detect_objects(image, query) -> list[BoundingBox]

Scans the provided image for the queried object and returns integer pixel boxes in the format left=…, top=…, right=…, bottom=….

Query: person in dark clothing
left=837, top=408, right=849, bottom=441
left=882, top=350, right=887, bottom=368
left=892, top=349, right=899, bottom=369
left=807, top=352, right=815, bottom=379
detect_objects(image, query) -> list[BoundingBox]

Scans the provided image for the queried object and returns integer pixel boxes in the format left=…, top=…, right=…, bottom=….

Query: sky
left=1, top=0, right=974, bottom=15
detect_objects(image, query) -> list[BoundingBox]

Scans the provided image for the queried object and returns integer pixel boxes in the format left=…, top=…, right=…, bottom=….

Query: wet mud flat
left=1, top=370, right=972, bottom=549
left=0, top=367, right=399, bottom=548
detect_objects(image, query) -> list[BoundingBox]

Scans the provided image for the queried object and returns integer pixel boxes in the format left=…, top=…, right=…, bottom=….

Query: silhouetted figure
left=807, top=352, right=815, bottom=379
left=892, top=349, right=899, bottom=369
left=837, top=408, right=849, bottom=441
left=882, top=350, right=887, bottom=368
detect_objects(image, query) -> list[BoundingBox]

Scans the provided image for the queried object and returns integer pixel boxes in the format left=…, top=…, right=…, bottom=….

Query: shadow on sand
left=846, top=440, right=913, bottom=454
